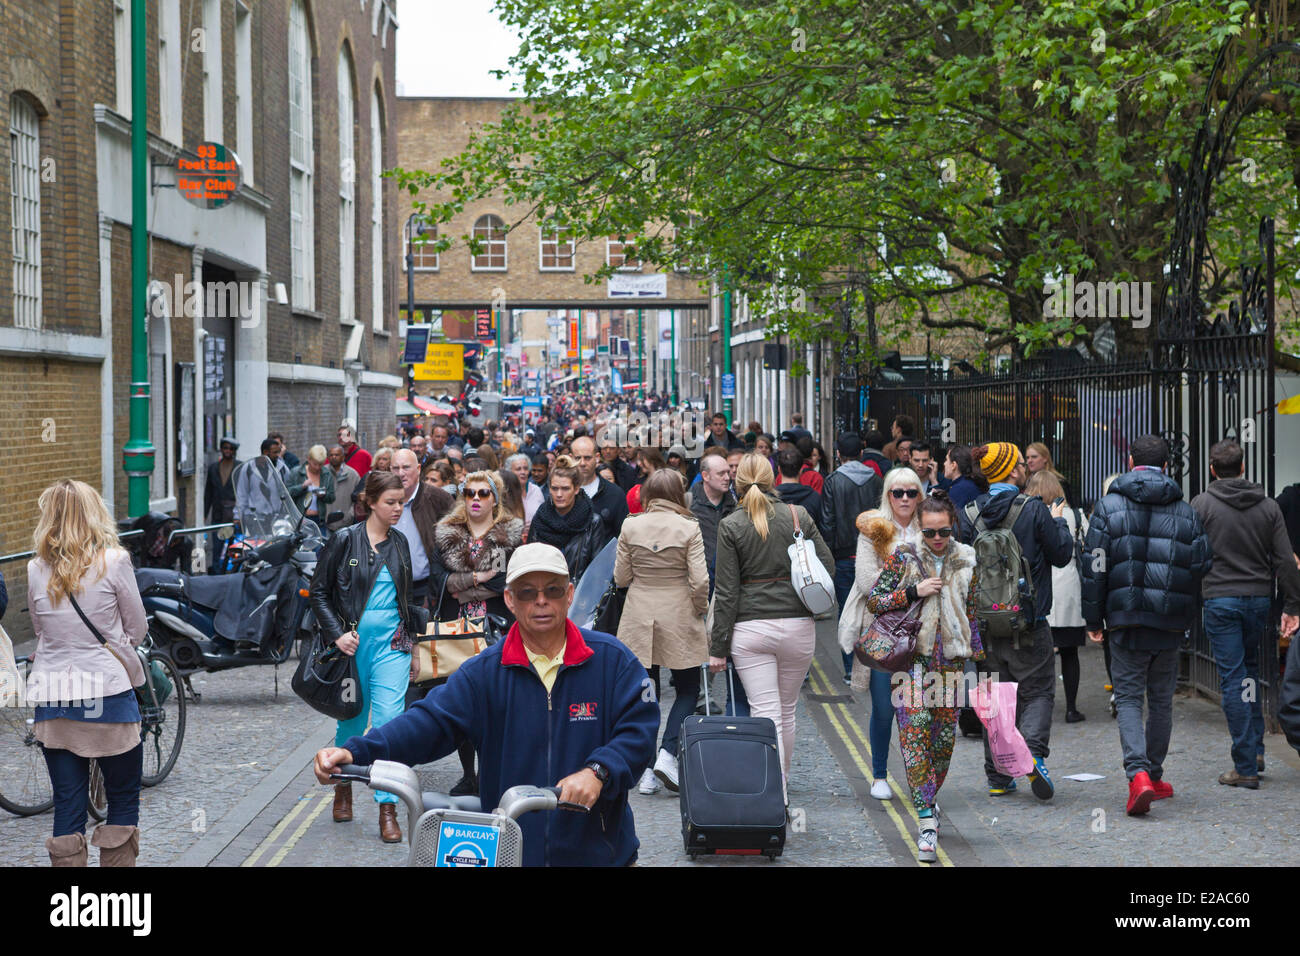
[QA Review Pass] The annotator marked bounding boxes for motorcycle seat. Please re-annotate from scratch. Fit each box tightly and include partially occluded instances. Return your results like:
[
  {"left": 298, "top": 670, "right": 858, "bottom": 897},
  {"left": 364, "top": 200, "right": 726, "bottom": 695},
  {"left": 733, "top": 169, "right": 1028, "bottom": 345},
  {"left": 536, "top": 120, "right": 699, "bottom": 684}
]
[
  {"left": 185, "top": 574, "right": 242, "bottom": 610},
  {"left": 421, "top": 793, "right": 482, "bottom": 813},
  {"left": 135, "top": 568, "right": 184, "bottom": 592}
]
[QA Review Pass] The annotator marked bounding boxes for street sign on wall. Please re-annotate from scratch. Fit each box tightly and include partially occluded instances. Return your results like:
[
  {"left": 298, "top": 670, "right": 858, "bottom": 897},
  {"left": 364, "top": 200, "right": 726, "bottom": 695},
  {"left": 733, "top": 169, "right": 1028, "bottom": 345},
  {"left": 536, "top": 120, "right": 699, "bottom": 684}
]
[
  {"left": 402, "top": 325, "right": 432, "bottom": 365},
  {"left": 607, "top": 274, "right": 667, "bottom": 298},
  {"left": 721, "top": 373, "right": 736, "bottom": 399},
  {"left": 176, "top": 143, "right": 243, "bottom": 209},
  {"left": 412, "top": 343, "right": 465, "bottom": 381}
]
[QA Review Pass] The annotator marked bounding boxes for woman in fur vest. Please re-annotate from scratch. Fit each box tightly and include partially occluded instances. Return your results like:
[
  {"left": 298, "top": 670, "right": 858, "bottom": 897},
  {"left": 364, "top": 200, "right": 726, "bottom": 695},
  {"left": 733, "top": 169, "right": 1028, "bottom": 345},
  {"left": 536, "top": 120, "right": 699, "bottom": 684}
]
[
  {"left": 837, "top": 466, "right": 924, "bottom": 800},
  {"left": 426, "top": 470, "right": 524, "bottom": 795},
  {"left": 866, "top": 490, "right": 983, "bottom": 863}
]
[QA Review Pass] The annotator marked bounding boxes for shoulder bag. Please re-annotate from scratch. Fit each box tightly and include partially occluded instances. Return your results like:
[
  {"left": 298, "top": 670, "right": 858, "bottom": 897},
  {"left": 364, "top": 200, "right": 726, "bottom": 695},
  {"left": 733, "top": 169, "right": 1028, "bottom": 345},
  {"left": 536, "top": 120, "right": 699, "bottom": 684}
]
[
  {"left": 68, "top": 593, "right": 172, "bottom": 707},
  {"left": 786, "top": 504, "right": 836, "bottom": 616},
  {"left": 291, "top": 625, "right": 363, "bottom": 720},
  {"left": 412, "top": 575, "right": 497, "bottom": 683},
  {"left": 854, "top": 547, "right": 923, "bottom": 673}
]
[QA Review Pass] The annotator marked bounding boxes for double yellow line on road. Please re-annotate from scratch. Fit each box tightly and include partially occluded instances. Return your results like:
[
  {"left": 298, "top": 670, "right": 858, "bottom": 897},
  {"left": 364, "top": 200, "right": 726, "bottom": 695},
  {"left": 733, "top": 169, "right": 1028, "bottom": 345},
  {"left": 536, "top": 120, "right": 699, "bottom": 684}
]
[
  {"left": 807, "top": 658, "right": 954, "bottom": 867},
  {"left": 241, "top": 792, "right": 333, "bottom": 867}
]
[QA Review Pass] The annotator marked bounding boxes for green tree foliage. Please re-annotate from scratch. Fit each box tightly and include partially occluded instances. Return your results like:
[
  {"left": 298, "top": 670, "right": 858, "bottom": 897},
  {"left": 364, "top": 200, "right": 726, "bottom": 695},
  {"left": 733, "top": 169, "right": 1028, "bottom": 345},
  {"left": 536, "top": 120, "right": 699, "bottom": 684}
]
[{"left": 396, "top": 0, "right": 1298, "bottom": 361}]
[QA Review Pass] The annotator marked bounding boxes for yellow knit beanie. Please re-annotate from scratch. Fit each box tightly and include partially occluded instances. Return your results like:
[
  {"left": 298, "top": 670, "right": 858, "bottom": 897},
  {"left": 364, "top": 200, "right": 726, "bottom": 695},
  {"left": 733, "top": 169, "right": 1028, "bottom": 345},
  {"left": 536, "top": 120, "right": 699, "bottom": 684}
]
[{"left": 979, "top": 442, "right": 1021, "bottom": 484}]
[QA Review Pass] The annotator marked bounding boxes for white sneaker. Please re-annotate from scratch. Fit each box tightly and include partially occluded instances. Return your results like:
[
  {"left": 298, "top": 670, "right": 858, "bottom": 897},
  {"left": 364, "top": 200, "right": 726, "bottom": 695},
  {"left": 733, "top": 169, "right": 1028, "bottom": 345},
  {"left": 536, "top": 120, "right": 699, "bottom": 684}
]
[
  {"left": 653, "top": 749, "right": 679, "bottom": 792},
  {"left": 637, "top": 767, "right": 661, "bottom": 795},
  {"left": 870, "top": 778, "right": 892, "bottom": 800}
]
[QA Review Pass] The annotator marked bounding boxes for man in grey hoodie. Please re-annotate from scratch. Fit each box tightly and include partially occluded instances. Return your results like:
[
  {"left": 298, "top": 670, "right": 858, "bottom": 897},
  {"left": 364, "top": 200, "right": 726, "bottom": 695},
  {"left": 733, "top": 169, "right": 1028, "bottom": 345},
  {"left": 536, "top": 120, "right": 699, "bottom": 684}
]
[
  {"left": 821, "top": 433, "right": 884, "bottom": 683},
  {"left": 1191, "top": 439, "right": 1300, "bottom": 789}
]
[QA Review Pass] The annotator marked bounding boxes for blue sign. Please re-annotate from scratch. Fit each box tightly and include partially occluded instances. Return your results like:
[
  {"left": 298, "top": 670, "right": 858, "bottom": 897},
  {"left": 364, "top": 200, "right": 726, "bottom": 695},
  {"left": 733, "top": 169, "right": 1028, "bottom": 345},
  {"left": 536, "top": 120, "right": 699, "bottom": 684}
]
[
  {"left": 721, "top": 373, "right": 736, "bottom": 399},
  {"left": 435, "top": 821, "right": 500, "bottom": 867},
  {"left": 611, "top": 367, "right": 623, "bottom": 392}
]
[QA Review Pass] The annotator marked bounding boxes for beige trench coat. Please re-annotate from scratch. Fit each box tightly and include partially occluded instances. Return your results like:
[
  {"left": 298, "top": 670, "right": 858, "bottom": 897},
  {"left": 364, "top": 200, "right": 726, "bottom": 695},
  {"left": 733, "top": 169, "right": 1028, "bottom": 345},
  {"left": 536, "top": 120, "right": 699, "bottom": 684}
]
[{"left": 613, "top": 501, "right": 710, "bottom": 670}]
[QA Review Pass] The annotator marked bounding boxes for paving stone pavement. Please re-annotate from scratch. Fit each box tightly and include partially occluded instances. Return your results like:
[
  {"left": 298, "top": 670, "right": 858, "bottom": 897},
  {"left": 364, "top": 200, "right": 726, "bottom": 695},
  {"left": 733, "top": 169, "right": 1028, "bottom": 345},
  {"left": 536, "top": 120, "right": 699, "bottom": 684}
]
[{"left": 0, "top": 649, "right": 330, "bottom": 867}]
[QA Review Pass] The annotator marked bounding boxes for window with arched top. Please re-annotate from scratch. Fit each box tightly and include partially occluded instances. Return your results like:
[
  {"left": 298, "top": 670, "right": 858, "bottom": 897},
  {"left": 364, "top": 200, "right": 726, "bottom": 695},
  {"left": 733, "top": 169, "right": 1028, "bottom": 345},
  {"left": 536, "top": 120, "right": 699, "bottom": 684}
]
[
  {"left": 288, "top": 0, "right": 315, "bottom": 310},
  {"left": 338, "top": 46, "right": 356, "bottom": 323},
  {"left": 472, "top": 214, "right": 507, "bottom": 271},
  {"left": 371, "top": 87, "right": 384, "bottom": 329},
  {"left": 9, "top": 94, "right": 42, "bottom": 329}
]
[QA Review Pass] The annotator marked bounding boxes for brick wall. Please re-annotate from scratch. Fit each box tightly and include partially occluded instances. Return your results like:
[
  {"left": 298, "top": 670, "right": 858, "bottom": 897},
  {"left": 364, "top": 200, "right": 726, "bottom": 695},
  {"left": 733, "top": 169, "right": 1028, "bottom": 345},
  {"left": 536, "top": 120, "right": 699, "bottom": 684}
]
[
  {"left": 397, "top": 97, "right": 710, "bottom": 312},
  {"left": 0, "top": 357, "right": 102, "bottom": 647},
  {"left": 358, "top": 386, "right": 396, "bottom": 450},
  {"left": 268, "top": 381, "right": 346, "bottom": 458}
]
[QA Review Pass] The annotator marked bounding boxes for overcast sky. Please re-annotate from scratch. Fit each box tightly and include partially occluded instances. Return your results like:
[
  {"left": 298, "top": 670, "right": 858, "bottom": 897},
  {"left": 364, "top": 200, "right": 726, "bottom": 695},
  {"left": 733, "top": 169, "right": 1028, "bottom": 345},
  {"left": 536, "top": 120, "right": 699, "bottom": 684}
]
[{"left": 396, "top": 0, "right": 522, "bottom": 97}]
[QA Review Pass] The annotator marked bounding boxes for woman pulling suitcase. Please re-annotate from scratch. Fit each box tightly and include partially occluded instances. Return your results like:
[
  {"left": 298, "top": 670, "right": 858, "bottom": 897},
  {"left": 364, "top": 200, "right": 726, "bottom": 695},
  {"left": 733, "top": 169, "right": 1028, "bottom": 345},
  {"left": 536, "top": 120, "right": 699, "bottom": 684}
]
[{"left": 865, "top": 490, "right": 983, "bottom": 863}]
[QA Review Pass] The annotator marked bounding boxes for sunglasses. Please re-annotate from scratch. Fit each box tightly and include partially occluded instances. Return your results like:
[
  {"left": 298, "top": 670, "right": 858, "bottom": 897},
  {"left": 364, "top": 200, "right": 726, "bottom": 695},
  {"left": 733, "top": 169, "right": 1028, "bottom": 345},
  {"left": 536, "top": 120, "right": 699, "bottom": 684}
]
[
  {"left": 890, "top": 488, "right": 921, "bottom": 499},
  {"left": 465, "top": 488, "right": 494, "bottom": 500},
  {"left": 510, "top": 584, "right": 567, "bottom": 603},
  {"left": 920, "top": 527, "right": 954, "bottom": 539}
]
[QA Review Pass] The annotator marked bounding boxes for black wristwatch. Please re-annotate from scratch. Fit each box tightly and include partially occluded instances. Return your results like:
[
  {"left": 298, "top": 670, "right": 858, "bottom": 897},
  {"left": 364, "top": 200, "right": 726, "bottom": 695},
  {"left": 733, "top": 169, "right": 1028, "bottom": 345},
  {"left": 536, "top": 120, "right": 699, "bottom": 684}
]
[{"left": 585, "top": 761, "right": 610, "bottom": 785}]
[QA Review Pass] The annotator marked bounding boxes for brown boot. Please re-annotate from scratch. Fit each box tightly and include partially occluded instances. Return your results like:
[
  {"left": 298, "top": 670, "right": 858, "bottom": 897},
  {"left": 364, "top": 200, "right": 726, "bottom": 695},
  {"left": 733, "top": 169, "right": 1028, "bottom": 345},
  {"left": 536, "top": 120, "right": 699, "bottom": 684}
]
[
  {"left": 378, "top": 804, "right": 402, "bottom": 844},
  {"left": 333, "top": 783, "right": 353, "bottom": 822},
  {"left": 90, "top": 824, "right": 139, "bottom": 867},
  {"left": 46, "top": 832, "right": 88, "bottom": 867}
]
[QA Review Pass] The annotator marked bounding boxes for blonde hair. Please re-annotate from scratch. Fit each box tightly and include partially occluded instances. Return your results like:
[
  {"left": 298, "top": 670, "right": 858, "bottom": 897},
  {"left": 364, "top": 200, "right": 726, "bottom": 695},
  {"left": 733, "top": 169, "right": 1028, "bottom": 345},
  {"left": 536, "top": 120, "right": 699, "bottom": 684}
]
[
  {"left": 734, "top": 453, "right": 776, "bottom": 540},
  {"left": 1026, "top": 470, "right": 1065, "bottom": 504},
  {"left": 307, "top": 444, "right": 328, "bottom": 464},
  {"left": 33, "top": 479, "right": 121, "bottom": 604},
  {"left": 379, "top": 435, "right": 401, "bottom": 451},
  {"left": 1027, "top": 442, "right": 1065, "bottom": 480},
  {"left": 372, "top": 447, "right": 394, "bottom": 470},
  {"left": 880, "top": 466, "right": 923, "bottom": 527},
  {"left": 446, "top": 470, "right": 509, "bottom": 526}
]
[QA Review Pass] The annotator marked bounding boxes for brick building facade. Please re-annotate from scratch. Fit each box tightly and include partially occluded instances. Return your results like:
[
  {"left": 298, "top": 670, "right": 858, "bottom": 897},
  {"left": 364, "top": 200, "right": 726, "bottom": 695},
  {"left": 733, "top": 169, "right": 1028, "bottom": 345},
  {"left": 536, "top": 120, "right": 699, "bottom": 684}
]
[{"left": 1, "top": 0, "right": 401, "bottom": 644}]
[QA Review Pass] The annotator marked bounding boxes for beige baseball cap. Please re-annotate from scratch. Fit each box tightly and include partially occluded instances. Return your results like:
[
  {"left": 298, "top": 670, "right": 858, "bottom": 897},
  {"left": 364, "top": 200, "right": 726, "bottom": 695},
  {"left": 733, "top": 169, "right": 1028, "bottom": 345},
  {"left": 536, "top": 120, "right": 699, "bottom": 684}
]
[{"left": 505, "top": 542, "right": 571, "bottom": 585}]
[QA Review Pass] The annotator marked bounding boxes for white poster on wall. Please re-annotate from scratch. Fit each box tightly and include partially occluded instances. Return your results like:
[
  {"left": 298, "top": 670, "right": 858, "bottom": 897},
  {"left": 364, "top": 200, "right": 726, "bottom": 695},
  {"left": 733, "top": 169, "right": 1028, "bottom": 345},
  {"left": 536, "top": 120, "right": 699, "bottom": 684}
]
[{"left": 608, "top": 273, "right": 667, "bottom": 298}]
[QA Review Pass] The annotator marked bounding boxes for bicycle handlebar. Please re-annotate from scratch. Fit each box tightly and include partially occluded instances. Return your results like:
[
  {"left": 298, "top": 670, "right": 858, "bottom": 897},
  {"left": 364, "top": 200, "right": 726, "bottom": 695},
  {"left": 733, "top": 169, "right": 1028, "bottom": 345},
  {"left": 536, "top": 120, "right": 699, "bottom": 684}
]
[{"left": 329, "top": 763, "right": 372, "bottom": 783}]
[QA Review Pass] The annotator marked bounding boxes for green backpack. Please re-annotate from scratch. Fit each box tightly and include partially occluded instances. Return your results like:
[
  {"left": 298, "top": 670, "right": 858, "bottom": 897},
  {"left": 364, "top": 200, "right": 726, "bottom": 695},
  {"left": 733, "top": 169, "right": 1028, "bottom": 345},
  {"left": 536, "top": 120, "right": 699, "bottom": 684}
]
[{"left": 965, "top": 495, "right": 1036, "bottom": 648}]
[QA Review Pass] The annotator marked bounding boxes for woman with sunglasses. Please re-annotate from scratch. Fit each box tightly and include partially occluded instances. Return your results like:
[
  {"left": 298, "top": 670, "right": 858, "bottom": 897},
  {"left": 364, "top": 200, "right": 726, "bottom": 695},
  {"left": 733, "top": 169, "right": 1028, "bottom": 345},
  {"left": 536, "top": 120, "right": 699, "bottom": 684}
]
[
  {"left": 866, "top": 490, "right": 983, "bottom": 862},
  {"left": 837, "top": 466, "right": 924, "bottom": 800},
  {"left": 427, "top": 471, "right": 525, "bottom": 796}
]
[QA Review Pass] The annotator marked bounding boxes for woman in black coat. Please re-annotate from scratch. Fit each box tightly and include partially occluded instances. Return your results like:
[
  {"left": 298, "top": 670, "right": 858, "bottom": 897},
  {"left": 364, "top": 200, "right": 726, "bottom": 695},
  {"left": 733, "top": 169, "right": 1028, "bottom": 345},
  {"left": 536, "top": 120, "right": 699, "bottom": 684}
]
[{"left": 528, "top": 455, "right": 613, "bottom": 581}]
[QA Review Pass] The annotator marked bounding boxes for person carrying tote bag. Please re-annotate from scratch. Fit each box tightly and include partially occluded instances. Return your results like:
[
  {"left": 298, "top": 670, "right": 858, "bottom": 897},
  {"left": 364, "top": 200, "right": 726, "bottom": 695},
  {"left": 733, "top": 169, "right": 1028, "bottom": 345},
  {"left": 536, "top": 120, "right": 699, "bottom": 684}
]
[
  {"left": 308, "top": 470, "right": 426, "bottom": 845},
  {"left": 26, "top": 480, "right": 147, "bottom": 867},
  {"left": 866, "top": 490, "right": 983, "bottom": 863},
  {"left": 707, "top": 454, "right": 834, "bottom": 803}
]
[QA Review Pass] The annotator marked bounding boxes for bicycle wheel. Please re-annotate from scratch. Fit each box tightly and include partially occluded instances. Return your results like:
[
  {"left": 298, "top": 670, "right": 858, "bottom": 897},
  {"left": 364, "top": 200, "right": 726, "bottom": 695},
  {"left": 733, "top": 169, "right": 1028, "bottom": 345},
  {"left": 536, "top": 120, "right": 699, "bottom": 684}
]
[
  {"left": 88, "top": 758, "right": 107, "bottom": 822},
  {"left": 140, "top": 655, "right": 186, "bottom": 787},
  {"left": 0, "top": 659, "right": 54, "bottom": 816}
]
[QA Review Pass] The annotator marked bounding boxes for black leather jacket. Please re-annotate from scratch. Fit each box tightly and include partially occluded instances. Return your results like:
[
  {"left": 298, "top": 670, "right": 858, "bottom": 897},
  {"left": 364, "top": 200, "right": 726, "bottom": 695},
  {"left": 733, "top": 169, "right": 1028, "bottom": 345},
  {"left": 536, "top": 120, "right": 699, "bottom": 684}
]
[{"left": 309, "top": 522, "right": 427, "bottom": 644}]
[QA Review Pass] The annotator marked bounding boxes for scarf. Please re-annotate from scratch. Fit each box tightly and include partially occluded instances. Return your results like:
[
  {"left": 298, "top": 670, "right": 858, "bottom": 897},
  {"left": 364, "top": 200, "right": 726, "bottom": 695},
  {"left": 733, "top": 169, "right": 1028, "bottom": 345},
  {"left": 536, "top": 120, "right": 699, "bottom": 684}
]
[
  {"left": 891, "top": 540, "right": 976, "bottom": 660},
  {"left": 529, "top": 490, "right": 595, "bottom": 546}
]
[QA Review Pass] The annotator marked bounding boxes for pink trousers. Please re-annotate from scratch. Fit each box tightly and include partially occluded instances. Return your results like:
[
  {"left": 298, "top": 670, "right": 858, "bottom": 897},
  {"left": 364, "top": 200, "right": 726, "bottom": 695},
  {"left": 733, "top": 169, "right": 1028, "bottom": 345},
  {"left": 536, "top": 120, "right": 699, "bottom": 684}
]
[{"left": 730, "top": 616, "right": 817, "bottom": 798}]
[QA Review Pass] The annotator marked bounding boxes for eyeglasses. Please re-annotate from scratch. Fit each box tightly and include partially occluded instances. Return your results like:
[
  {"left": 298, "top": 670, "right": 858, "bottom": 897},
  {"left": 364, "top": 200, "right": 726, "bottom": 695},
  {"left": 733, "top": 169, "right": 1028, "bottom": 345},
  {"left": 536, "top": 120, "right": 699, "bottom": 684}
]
[
  {"left": 510, "top": 584, "right": 567, "bottom": 603},
  {"left": 920, "top": 527, "right": 954, "bottom": 539},
  {"left": 890, "top": 488, "right": 920, "bottom": 499},
  {"left": 465, "top": 488, "right": 494, "bottom": 500}
]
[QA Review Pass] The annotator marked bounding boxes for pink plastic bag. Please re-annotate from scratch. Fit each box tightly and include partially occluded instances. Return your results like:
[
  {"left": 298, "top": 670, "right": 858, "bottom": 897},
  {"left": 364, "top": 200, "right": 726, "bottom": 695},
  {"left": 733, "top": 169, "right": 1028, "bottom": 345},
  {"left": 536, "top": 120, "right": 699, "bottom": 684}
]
[{"left": 970, "top": 680, "right": 1035, "bottom": 778}]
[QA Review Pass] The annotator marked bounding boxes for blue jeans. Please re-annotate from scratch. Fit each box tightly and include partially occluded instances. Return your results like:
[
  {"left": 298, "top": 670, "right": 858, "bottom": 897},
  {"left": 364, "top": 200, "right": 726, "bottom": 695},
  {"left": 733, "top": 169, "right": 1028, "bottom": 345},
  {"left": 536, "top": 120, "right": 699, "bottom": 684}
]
[
  {"left": 1110, "top": 644, "right": 1179, "bottom": 780},
  {"left": 43, "top": 743, "right": 143, "bottom": 837},
  {"left": 1203, "top": 596, "right": 1271, "bottom": 777},
  {"left": 834, "top": 558, "right": 856, "bottom": 679},
  {"left": 659, "top": 666, "right": 701, "bottom": 757},
  {"left": 867, "top": 668, "right": 893, "bottom": 779}
]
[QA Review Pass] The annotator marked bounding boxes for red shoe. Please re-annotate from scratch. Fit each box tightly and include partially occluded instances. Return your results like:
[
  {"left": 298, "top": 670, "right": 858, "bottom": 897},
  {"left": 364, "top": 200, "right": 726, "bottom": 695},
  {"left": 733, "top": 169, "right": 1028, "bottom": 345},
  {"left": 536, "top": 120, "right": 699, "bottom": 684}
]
[
  {"left": 1150, "top": 778, "right": 1173, "bottom": 801},
  {"left": 1126, "top": 771, "right": 1156, "bottom": 816}
]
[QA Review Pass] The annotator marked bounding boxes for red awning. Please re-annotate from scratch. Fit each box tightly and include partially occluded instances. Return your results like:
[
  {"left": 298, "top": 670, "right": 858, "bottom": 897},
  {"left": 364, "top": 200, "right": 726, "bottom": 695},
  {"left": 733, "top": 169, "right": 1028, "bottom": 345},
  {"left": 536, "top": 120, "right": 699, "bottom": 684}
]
[{"left": 412, "top": 396, "right": 457, "bottom": 416}]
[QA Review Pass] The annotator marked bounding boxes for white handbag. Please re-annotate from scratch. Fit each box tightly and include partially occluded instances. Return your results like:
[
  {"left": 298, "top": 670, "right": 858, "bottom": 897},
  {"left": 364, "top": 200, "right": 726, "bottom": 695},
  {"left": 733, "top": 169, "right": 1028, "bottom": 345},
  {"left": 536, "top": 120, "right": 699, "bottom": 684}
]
[
  {"left": 0, "top": 622, "right": 20, "bottom": 708},
  {"left": 786, "top": 504, "right": 836, "bottom": 616}
]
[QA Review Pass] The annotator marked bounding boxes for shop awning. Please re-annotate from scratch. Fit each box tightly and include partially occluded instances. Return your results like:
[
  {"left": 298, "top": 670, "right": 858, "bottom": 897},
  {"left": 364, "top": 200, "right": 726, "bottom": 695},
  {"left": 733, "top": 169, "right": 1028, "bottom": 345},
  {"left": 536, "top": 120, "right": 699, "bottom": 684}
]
[
  {"left": 412, "top": 396, "right": 457, "bottom": 416},
  {"left": 396, "top": 398, "right": 422, "bottom": 416}
]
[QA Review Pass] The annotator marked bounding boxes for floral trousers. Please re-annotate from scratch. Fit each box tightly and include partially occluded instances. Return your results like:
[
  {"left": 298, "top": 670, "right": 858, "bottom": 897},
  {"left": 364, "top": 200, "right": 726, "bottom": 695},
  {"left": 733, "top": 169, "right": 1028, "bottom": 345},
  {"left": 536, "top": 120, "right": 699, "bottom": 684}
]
[{"left": 892, "top": 651, "right": 965, "bottom": 813}]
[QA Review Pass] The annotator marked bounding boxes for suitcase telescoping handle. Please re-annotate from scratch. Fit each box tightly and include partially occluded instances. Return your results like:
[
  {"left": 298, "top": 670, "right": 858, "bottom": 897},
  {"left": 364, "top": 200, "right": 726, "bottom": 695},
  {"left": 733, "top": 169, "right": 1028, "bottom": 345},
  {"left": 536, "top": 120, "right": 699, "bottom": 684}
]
[{"left": 700, "top": 660, "right": 737, "bottom": 716}]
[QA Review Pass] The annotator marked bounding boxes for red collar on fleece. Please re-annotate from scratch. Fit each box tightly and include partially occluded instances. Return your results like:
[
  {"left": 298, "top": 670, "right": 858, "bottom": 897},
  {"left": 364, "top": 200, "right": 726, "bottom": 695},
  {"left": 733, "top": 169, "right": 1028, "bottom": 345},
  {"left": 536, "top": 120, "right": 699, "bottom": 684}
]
[{"left": 500, "top": 618, "right": 595, "bottom": 669}]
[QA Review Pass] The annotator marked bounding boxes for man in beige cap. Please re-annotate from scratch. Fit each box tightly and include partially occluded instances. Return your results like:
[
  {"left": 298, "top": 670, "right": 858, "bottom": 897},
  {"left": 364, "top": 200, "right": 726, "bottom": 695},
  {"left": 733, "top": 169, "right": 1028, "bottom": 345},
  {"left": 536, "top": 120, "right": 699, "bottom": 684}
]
[{"left": 315, "top": 542, "right": 659, "bottom": 866}]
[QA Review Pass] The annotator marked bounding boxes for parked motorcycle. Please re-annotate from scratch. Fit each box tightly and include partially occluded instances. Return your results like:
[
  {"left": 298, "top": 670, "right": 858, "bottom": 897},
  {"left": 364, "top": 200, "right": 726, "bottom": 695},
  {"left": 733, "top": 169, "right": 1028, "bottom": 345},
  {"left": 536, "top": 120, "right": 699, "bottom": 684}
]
[
  {"left": 135, "top": 461, "right": 329, "bottom": 698},
  {"left": 118, "top": 511, "right": 194, "bottom": 573}
]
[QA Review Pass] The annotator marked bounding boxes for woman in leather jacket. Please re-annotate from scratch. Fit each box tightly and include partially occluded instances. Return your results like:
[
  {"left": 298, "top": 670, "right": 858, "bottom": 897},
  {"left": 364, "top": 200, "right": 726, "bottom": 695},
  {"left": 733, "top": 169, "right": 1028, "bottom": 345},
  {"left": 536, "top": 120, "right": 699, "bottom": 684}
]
[{"left": 309, "top": 469, "right": 426, "bottom": 844}]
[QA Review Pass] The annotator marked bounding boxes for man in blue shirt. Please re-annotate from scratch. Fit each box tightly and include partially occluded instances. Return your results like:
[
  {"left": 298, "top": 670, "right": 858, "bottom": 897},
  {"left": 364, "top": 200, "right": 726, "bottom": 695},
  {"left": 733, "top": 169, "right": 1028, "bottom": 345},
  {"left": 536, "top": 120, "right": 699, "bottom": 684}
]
[{"left": 314, "top": 543, "right": 658, "bottom": 866}]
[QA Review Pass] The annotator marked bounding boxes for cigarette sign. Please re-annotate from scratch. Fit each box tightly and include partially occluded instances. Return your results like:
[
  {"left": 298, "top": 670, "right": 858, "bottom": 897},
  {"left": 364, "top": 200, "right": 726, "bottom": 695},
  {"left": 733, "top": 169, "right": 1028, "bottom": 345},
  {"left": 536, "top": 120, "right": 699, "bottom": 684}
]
[{"left": 176, "top": 143, "right": 243, "bottom": 210}]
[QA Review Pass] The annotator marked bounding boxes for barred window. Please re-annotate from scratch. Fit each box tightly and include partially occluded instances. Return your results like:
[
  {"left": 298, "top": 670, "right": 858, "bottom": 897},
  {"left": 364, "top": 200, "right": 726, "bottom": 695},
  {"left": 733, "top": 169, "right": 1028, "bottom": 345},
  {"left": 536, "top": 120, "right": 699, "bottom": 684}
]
[{"left": 9, "top": 95, "right": 42, "bottom": 330}]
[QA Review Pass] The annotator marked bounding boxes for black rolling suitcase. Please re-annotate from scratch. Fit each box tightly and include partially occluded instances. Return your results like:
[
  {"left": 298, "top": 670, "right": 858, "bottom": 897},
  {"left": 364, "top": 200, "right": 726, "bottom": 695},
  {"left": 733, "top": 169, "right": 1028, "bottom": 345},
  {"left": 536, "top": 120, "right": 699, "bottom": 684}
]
[{"left": 678, "top": 666, "right": 786, "bottom": 859}]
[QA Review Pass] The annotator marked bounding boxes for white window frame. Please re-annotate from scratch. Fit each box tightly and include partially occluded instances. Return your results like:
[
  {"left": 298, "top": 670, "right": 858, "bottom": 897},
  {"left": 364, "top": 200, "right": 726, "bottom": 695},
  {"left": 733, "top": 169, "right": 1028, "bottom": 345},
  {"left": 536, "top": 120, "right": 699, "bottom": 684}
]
[
  {"left": 234, "top": 2, "right": 253, "bottom": 184},
  {"left": 370, "top": 88, "right": 384, "bottom": 330},
  {"left": 158, "top": 0, "right": 182, "bottom": 145},
  {"left": 338, "top": 47, "right": 356, "bottom": 324},
  {"left": 471, "top": 214, "right": 507, "bottom": 272},
  {"left": 404, "top": 217, "right": 439, "bottom": 271},
  {"left": 10, "top": 95, "right": 42, "bottom": 330},
  {"left": 147, "top": 282, "right": 175, "bottom": 503},
  {"left": 538, "top": 223, "right": 574, "bottom": 271},
  {"left": 202, "top": 0, "right": 224, "bottom": 142},
  {"left": 114, "top": 0, "right": 132, "bottom": 118},
  {"left": 606, "top": 236, "right": 641, "bottom": 272},
  {"left": 288, "top": 0, "right": 315, "bottom": 311}
]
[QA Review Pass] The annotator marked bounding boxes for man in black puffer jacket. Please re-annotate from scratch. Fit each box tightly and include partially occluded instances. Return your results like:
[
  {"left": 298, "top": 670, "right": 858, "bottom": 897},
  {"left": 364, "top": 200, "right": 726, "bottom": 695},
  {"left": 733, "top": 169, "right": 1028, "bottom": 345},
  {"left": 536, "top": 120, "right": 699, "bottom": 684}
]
[{"left": 1082, "top": 434, "right": 1211, "bottom": 817}]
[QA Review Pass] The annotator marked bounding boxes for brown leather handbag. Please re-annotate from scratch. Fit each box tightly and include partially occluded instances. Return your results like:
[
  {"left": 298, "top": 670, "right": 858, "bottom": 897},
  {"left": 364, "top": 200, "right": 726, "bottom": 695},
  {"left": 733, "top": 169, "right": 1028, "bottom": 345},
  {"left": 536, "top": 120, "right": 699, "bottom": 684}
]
[{"left": 854, "top": 547, "right": 923, "bottom": 673}]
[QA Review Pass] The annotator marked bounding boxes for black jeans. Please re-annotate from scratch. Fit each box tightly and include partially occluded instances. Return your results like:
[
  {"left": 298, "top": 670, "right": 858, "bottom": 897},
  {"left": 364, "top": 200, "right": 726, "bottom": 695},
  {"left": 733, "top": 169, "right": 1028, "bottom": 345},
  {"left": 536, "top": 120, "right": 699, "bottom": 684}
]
[
  {"left": 652, "top": 665, "right": 702, "bottom": 757},
  {"left": 43, "top": 743, "right": 143, "bottom": 837}
]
